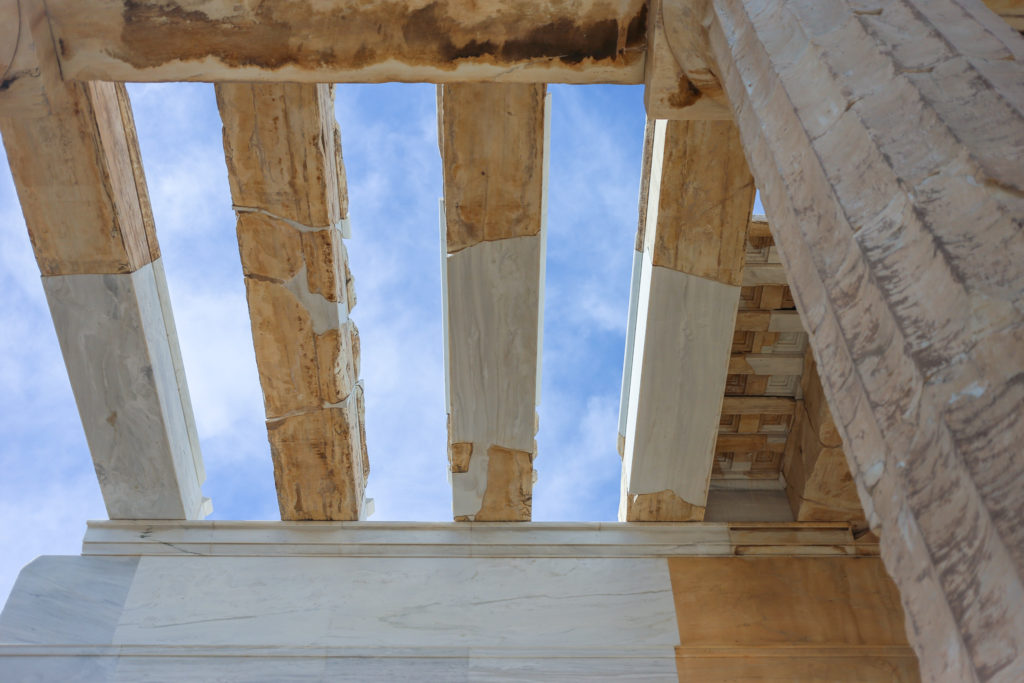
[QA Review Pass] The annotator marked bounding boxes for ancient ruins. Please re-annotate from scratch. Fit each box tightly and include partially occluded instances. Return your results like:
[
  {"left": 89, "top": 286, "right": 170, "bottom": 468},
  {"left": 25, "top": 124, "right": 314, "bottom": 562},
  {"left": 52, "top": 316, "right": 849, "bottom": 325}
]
[{"left": 0, "top": 0, "right": 1021, "bottom": 680}]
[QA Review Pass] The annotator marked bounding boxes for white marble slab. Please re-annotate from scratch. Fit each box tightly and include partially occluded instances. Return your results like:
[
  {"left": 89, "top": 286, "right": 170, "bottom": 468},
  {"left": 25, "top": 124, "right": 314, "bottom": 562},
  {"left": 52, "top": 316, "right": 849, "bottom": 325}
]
[
  {"left": 112, "top": 556, "right": 678, "bottom": 649},
  {"left": 112, "top": 656, "right": 334, "bottom": 682},
  {"left": 112, "top": 655, "right": 473, "bottom": 682},
  {"left": 43, "top": 260, "right": 208, "bottom": 520},
  {"left": 0, "top": 556, "right": 138, "bottom": 645},
  {"left": 446, "top": 236, "right": 542, "bottom": 455}
]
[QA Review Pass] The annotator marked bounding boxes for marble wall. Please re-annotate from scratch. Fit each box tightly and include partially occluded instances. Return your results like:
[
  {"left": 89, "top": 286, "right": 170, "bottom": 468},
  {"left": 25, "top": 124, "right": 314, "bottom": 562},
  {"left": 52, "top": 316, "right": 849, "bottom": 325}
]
[
  {"left": 0, "top": 553, "right": 679, "bottom": 680},
  {"left": 0, "top": 522, "right": 917, "bottom": 681}
]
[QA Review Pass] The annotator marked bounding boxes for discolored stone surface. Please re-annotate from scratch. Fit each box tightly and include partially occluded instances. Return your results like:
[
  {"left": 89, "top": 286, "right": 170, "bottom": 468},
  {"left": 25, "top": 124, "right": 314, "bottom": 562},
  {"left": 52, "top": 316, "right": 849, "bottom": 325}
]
[
  {"left": 439, "top": 83, "right": 546, "bottom": 252},
  {"left": 625, "top": 490, "right": 705, "bottom": 522},
  {"left": 44, "top": 0, "right": 650, "bottom": 84},
  {"left": 268, "top": 402, "right": 366, "bottom": 521}
]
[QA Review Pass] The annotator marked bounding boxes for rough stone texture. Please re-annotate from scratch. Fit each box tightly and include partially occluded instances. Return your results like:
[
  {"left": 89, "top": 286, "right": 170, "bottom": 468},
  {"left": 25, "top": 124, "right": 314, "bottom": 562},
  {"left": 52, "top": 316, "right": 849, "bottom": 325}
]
[
  {"left": 0, "top": 0, "right": 54, "bottom": 118},
  {"left": 449, "top": 442, "right": 473, "bottom": 474},
  {"left": 238, "top": 220, "right": 355, "bottom": 419},
  {"left": 439, "top": 83, "right": 546, "bottom": 252},
  {"left": 644, "top": 0, "right": 732, "bottom": 119},
  {"left": 217, "top": 82, "right": 366, "bottom": 521},
  {"left": 268, "top": 400, "right": 367, "bottom": 522},
  {"left": 783, "top": 402, "right": 866, "bottom": 527},
  {"left": 218, "top": 82, "right": 347, "bottom": 227},
  {"left": 648, "top": 119, "right": 755, "bottom": 285},
  {"left": 800, "top": 350, "right": 843, "bottom": 448},
  {"left": 43, "top": 0, "right": 649, "bottom": 84},
  {"left": 780, "top": 351, "right": 866, "bottom": 526},
  {"left": 2, "top": 80, "right": 157, "bottom": 275},
  {"left": 625, "top": 489, "right": 705, "bottom": 522},
  {"left": 634, "top": 122, "right": 656, "bottom": 251},
  {"left": 983, "top": 1, "right": 1024, "bottom": 29},
  {"left": 474, "top": 445, "right": 534, "bottom": 522},
  {"left": 702, "top": 1, "right": 1024, "bottom": 679}
]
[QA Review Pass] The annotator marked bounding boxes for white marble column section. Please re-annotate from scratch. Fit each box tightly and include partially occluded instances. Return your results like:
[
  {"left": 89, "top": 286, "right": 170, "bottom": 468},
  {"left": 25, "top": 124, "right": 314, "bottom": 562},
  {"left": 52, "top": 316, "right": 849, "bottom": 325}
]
[
  {"left": 445, "top": 235, "right": 545, "bottom": 520},
  {"left": 42, "top": 260, "right": 209, "bottom": 519}
]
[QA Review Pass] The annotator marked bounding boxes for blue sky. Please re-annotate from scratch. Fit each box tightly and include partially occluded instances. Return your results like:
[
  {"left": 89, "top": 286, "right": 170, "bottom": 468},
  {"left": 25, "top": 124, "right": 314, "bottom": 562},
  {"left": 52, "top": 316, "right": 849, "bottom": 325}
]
[{"left": 0, "top": 83, "right": 651, "bottom": 602}]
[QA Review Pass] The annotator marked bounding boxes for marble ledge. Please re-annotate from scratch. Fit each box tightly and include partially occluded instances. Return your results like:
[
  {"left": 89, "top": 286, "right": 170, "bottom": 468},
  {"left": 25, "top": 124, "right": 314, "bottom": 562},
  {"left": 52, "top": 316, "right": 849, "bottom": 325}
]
[
  {"left": 0, "top": 651, "right": 679, "bottom": 682},
  {"left": 82, "top": 520, "right": 876, "bottom": 558}
]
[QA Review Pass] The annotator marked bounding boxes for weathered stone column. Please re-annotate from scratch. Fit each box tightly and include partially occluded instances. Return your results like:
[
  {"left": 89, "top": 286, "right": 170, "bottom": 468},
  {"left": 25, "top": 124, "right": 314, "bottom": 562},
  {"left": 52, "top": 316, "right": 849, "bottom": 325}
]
[{"left": 667, "top": 0, "right": 1024, "bottom": 679}]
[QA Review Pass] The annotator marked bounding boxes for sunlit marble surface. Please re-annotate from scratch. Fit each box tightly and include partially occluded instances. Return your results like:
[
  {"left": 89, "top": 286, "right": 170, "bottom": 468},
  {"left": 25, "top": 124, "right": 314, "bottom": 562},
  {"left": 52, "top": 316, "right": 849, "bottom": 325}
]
[
  {"left": 112, "top": 556, "right": 676, "bottom": 649},
  {"left": 1, "top": 526, "right": 685, "bottom": 681},
  {"left": 43, "top": 261, "right": 207, "bottom": 520}
]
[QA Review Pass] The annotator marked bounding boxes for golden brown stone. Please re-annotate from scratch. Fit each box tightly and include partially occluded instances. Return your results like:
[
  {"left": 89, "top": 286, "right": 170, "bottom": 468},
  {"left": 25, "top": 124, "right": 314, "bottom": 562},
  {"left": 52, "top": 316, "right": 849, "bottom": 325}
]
[
  {"left": 347, "top": 319, "right": 361, "bottom": 379},
  {"left": 671, "top": 557, "right": 919, "bottom": 681},
  {"left": 439, "top": 83, "right": 546, "bottom": 253},
  {"left": 449, "top": 442, "right": 473, "bottom": 474},
  {"left": 236, "top": 212, "right": 303, "bottom": 282},
  {"left": 301, "top": 228, "right": 345, "bottom": 303},
  {"left": 217, "top": 82, "right": 345, "bottom": 226},
  {"left": 648, "top": 120, "right": 755, "bottom": 285},
  {"left": 267, "top": 403, "right": 364, "bottom": 521},
  {"left": 45, "top": 0, "right": 650, "bottom": 84},
  {"left": 626, "top": 489, "right": 705, "bottom": 522},
  {"left": 2, "top": 79, "right": 157, "bottom": 276},
  {"left": 244, "top": 279, "right": 320, "bottom": 418},
  {"left": 474, "top": 445, "right": 533, "bottom": 522}
]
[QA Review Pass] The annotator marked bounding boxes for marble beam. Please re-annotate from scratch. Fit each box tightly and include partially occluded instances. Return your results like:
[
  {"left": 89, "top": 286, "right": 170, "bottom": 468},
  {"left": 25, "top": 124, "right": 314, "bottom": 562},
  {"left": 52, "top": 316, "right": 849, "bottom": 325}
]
[
  {"left": 618, "top": 117, "right": 755, "bottom": 521},
  {"left": 438, "top": 83, "right": 548, "bottom": 521},
  {"left": 0, "top": 2, "right": 207, "bottom": 519},
  {"left": 700, "top": 0, "right": 1024, "bottom": 678},
  {"left": 216, "top": 82, "right": 368, "bottom": 521},
  {"left": 39, "top": 0, "right": 648, "bottom": 85}
]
